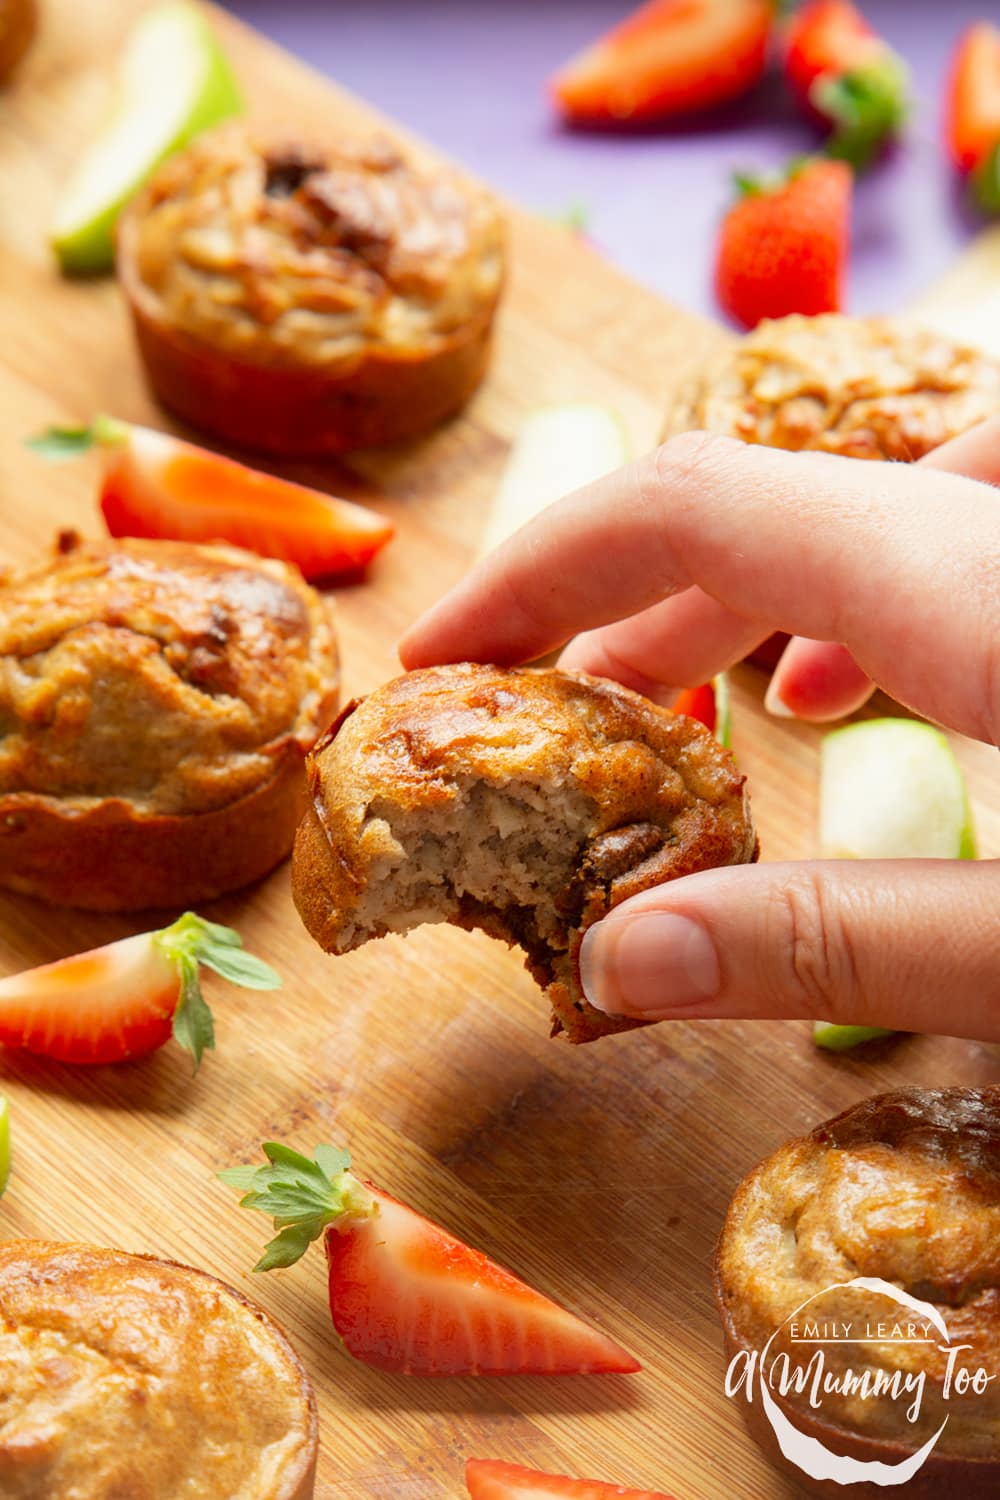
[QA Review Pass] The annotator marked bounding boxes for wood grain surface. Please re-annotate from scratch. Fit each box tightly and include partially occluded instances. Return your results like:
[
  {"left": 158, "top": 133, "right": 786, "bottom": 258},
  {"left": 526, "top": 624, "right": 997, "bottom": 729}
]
[{"left": 0, "top": 5, "right": 997, "bottom": 1499}]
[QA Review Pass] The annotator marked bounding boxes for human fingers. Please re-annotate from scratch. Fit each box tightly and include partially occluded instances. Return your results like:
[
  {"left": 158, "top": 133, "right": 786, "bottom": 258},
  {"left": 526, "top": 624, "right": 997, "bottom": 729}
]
[
  {"left": 765, "top": 639, "right": 877, "bottom": 721},
  {"left": 400, "top": 431, "right": 999, "bottom": 744},
  {"left": 578, "top": 858, "right": 1000, "bottom": 1039},
  {"left": 557, "top": 588, "right": 771, "bottom": 703}
]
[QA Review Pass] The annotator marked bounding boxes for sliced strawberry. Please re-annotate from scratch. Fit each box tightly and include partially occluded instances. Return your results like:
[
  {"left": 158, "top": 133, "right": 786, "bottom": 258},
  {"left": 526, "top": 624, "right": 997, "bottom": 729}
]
[
  {"left": 671, "top": 682, "right": 716, "bottom": 735},
  {"left": 947, "top": 23, "right": 1000, "bottom": 211},
  {"left": 221, "top": 1144, "right": 641, "bottom": 1377},
  {"left": 672, "top": 675, "right": 732, "bottom": 747},
  {"left": 550, "top": 0, "right": 773, "bottom": 127},
  {"left": 0, "top": 913, "right": 279, "bottom": 1068},
  {"left": 466, "top": 1460, "right": 675, "bottom": 1500},
  {"left": 714, "top": 158, "right": 851, "bottom": 329},
  {"left": 0, "top": 933, "right": 176, "bottom": 1065},
  {"left": 28, "top": 418, "right": 394, "bottom": 581},
  {"left": 784, "top": 0, "right": 907, "bottom": 167}
]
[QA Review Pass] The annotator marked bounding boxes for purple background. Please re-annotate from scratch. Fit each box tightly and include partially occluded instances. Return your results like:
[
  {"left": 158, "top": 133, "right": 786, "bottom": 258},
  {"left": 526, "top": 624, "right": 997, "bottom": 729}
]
[{"left": 223, "top": 1, "right": 989, "bottom": 324}]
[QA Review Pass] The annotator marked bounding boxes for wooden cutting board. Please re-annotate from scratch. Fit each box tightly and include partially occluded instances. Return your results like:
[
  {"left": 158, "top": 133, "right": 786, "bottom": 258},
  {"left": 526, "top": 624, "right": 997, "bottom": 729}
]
[{"left": 0, "top": 5, "right": 997, "bottom": 1498}]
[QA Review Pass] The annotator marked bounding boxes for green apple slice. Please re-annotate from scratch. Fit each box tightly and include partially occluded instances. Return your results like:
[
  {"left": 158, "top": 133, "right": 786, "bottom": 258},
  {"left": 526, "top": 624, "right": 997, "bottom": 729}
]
[
  {"left": 714, "top": 672, "right": 732, "bottom": 749},
  {"left": 0, "top": 1096, "right": 9, "bottom": 1197},
  {"left": 813, "top": 1021, "right": 896, "bottom": 1052},
  {"left": 51, "top": 2, "right": 242, "bottom": 274},
  {"left": 819, "top": 717, "right": 976, "bottom": 861},
  {"left": 815, "top": 717, "right": 976, "bottom": 1051},
  {"left": 479, "top": 404, "right": 628, "bottom": 557}
]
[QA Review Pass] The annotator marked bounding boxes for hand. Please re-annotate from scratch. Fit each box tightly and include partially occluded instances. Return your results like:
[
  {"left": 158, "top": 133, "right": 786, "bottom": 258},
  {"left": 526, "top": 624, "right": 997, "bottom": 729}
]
[{"left": 400, "top": 420, "right": 1000, "bottom": 1041}]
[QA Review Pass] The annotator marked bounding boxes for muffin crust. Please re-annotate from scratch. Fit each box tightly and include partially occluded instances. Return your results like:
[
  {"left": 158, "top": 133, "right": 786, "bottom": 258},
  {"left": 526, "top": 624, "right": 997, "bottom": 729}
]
[
  {"left": 0, "top": 536, "right": 339, "bottom": 908},
  {"left": 0, "top": 1241, "right": 317, "bottom": 1500},
  {"left": 715, "top": 1088, "right": 1000, "bottom": 1496},
  {"left": 292, "top": 663, "right": 757, "bottom": 1042},
  {"left": 665, "top": 314, "right": 1000, "bottom": 460},
  {"left": 118, "top": 126, "right": 505, "bottom": 453}
]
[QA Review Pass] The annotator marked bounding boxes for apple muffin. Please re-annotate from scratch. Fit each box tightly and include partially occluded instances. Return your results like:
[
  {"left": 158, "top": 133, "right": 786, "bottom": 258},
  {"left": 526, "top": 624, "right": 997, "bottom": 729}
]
[
  {"left": 715, "top": 1087, "right": 1000, "bottom": 1498},
  {"left": 292, "top": 663, "right": 757, "bottom": 1042},
  {"left": 664, "top": 314, "right": 1000, "bottom": 460},
  {"left": 0, "top": 1240, "right": 317, "bottom": 1499},
  {"left": 0, "top": 0, "right": 35, "bottom": 82},
  {"left": 0, "top": 534, "right": 339, "bottom": 910},
  {"left": 117, "top": 125, "right": 505, "bottom": 454}
]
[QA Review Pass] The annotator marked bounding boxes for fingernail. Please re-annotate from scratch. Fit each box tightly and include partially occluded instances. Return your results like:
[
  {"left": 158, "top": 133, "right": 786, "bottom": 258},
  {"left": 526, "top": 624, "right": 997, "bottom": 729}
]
[
  {"left": 580, "top": 912, "right": 721, "bottom": 1017},
  {"left": 764, "top": 677, "right": 796, "bottom": 719}
]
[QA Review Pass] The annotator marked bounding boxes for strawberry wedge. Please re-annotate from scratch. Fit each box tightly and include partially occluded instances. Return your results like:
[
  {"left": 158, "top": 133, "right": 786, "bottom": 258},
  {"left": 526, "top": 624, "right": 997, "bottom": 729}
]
[
  {"left": 672, "top": 674, "right": 731, "bottom": 747},
  {"left": 28, "top": 417, "right": 394, "bottom": 580},
  {"left": 0, "top": 913, "right": 279, "bottom": 1069},
  {"left": 551, "top": 0, "right": 773, "bottom": 127},
  {"left": 220, "top": 1143, "right": 641, "bottom": 1377},
  {"left": 466, "top": 1460, "right": 675, "bottom": 1500}
]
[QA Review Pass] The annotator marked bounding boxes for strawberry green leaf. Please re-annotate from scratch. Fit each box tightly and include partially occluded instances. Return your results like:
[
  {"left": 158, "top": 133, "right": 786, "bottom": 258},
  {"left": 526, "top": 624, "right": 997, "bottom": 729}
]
[
  {"left": 154, "top": 912, "right": 281, "bottom": 1072},
  {"left": 972, "top": 140, "right": 1000, "bottom": 215},
  {"left": 814, "top": 57, "right": 908, "bottom": 172},
  {"left": 314, "top": 1144, "right": 352, "bottom": 1179},
  {"left": 219, "top": 1141, "right": 373, "bottom": 1270},
  {"left": 25, "top": 414, "right": 129, "bottom": 460},
  {"left": 255, "top": 1220, "right": 330, "bottom": 1272},
  {"left": 171, "top": 954, "right": 215, "bottom": 1071},
  {"left": 197, "top": 945, "right": 282, "bottom": 988},
  {"left": 217, "top": 1164, "right": 259, "bottom": 1192}
]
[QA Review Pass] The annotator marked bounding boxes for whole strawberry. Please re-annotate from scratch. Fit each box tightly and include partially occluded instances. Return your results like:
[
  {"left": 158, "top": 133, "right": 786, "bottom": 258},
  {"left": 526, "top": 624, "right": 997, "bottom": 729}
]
[
  {"left": 784, "top": 0, "right": 908, "bottom": 168},
  {"left": 714, "top": 158, "right": 852, "bottom": 329}
]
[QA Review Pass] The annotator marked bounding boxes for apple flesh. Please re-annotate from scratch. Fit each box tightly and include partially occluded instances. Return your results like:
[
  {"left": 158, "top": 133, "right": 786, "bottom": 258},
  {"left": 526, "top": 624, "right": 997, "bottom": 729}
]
[
  {"left": 479, "top": 404, "right": 628, "bottom": 558},
  {"left": 51, "top": 2, "right": 242, "bottom": 274}
]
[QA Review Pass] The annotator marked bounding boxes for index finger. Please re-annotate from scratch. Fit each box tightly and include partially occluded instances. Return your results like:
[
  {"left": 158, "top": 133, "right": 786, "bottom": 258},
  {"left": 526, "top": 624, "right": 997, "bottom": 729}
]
[{"left": 398, "top": 428, "right": 1000, "bottom": 745}]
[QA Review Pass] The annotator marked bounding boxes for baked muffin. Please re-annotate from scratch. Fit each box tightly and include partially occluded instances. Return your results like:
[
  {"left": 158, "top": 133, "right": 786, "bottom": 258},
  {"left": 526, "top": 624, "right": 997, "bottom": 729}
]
[
  {"left": 0, "top": 534, "right": 339, "bottom": 910},
  {"left": 0, "top": 0, "right": 35, "bottom": 82},
  {"left": 117, "top": 125, "right": 505, "bottom": 454},
  {"left": 715, "top": 1088, "right": 1000, "bottom": 1498},
  {"left": 0, "top": 1240, "right": 317, "bottom": 1498},
  {"left": 664, "top": 314, "right": 1000, "bottom": 459},
  {"left": 292, "top": 663, "right": 757, "bottom": 1042}
]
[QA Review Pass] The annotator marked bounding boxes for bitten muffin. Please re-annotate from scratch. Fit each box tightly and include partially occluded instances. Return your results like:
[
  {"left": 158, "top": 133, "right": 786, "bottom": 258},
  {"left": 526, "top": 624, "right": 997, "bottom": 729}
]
[
  {"left": 117, "top": 125, "right": 505, "bottom": 454},
  {"left": 0, "top": 1240, "right": 317, "bottom": 1499},
  {"left": 292, "top": 663, "right": 757, "bottom": 1042},
  {"left": 715, "top": 1088, "right": 1000, "bottom": 1499},
  {"left": 0, "top": 0, "right": 35, "bottom": 82},
  {"left": 664, "top": 314, "right": 1000, "bottom": 459},
  {"left": 0, "top": 534, "right": 339, "bottom": 910}
]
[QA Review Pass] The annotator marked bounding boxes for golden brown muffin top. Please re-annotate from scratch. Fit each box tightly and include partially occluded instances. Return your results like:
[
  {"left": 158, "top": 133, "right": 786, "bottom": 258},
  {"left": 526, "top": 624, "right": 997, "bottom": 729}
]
[
  {"left": 0, "top": 536, "right": 339, "bottom": 816},
  {"left": 716, "top": 1088, "right": 1000, "bottom": 1456},
  {"left": 293, "top": 664, "right": 755, "bottom": 1040},
  {"left": 666, "top": 315, "right": 1000, "bottom": 460},
  {"left": 122, "top": 125, "right": 505, "bottom": 368},
  {"left": 0, "top": 0, "right": 35, "bottom": 82},
  {"left": 0, "top": 1241, "right": 316, "bottom": 1500}
]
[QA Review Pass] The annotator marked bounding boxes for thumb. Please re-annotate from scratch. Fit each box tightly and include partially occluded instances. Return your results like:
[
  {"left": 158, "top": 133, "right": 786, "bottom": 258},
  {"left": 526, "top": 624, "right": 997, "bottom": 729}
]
[{"left": 579, "top": 860, "right": 1000, "bottom": 1040}]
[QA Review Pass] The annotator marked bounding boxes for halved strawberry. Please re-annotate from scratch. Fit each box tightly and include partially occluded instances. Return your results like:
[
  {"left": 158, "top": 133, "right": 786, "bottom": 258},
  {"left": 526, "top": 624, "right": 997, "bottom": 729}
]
[
  {"left": 28, "top": 417, "right": 394, "bottom": 581},
  {"left": 0, "top": 913, "right": 279, "bottom": 1068},
  {"left": 672, "top": 673, "right": 731, "bottom": 746},
  {"left": 221, "top": 1143, "right": 641, "bottom": 1377},
  {"left": 714, "top": 158, "right": 851, "bottom": 329},
  {"left": 784, "top": 0, "right": 908, "bottom": 167},
  {"left": 550, "top": 0, "right": 773, "bottom": 127},
  {"left": 466, "top": 1460, "right": 675, "bottom": 1500},
  {"left": 947, "top": 23, "right": 1000, "bottom": 211}
]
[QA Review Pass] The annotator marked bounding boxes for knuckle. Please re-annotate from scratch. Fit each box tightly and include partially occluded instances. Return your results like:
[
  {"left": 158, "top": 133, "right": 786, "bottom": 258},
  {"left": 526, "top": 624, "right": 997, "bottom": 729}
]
[
  {"left": 769, "top": 870, "right": 862, "bottom": 1020},
  {"left": 651, "top": 430, "right": 743, "bottom": 497}
]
